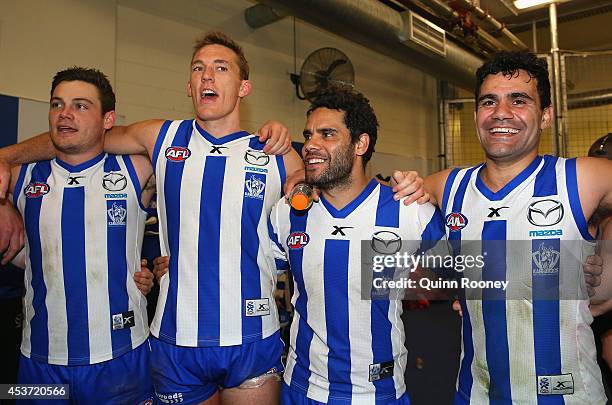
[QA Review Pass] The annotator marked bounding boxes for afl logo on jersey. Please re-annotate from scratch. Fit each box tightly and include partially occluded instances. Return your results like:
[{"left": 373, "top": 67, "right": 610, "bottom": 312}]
[
  {"left": 165, "top": 147, "right": 191, "bottom": 162},
  {"left": 24, "top": 182, "right": 50, "bottom": 198},
  {"left": 287, "top": 232, "right": 309, "bottom": 249},
  {"left": 445, "top": 212, "right": 468, "bottom": 232}
]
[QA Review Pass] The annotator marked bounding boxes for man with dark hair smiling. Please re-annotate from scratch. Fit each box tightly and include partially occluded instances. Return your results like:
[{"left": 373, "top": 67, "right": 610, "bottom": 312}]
[
  {"left": 268, "top": 88, "right": 444, "bottom": 404},
  {"left": 390, "top": 51, "right": 612, "bottom": 404}
]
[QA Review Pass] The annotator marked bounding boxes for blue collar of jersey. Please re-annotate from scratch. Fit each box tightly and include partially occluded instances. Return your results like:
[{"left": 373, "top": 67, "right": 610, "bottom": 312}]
[
  {"left": 319, "top": 178, "right": 379, "bottom": 219},
  {"left": 475, "top": 155, "right": 543, "bottom": 201},
  {"left": 194, "top": 120, "right": 251, "bottom": 145},
  {"left": 55, "top": 152, "right": 106, "bottom": 173}
]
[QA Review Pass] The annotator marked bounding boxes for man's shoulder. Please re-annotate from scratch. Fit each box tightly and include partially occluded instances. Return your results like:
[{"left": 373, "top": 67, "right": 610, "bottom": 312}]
[
  {"left": 112, "top": 153, "right": 147, "bottom": 163},
  {"left": 148, "top": 118, "right": 191, "bottom": 138},
  {"left": 399, "top": 199, "right": 438, "bottom": 223}
]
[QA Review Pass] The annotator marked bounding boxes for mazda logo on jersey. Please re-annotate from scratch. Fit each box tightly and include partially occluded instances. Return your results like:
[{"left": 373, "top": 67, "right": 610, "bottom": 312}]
[
  {"left": 165, "top": 146, "right": 191, "bottom": 161},
  {"left": 445, "top": 212, "right": 468, "bottom": 232},
  {"left": 24, "top": 182, "right": 50, "bottom": 198},
  {"left": 371, "top": 231, "right": 402, "bottom": 254},
  {"left": 102, "top": 172, "right": 127, "bottom": 192},
  {"left": 244, "top": 149, "right": 270, "bottom": 166},
  {"left": 527, "top": 199, "right": 563, "bottom": 227},
  {"left": 287, "top": 232, "right": 309, "bottom": 249}
]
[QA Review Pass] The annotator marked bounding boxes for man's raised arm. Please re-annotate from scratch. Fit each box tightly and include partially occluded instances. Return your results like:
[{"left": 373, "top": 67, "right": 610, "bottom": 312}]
[
  {"left": 0, "top": 120, "right": 163, "bottom": 199},
  {"left": 0, "top": 134, "right": 54, "bottom": 198}
]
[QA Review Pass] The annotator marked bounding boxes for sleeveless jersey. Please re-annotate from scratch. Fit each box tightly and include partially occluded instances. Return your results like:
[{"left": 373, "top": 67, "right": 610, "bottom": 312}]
[
  {"left": 150, "top": 120, "right": 285, "bottom": 347},
  {"left": 269, "top": 179, "right": 445, "bottom": 404},
  {"left": 442, "top": 155, "right": 606, "bottom": 404},
  {"left": 13, "top": 153, "right": 149, "bottom": 366}
]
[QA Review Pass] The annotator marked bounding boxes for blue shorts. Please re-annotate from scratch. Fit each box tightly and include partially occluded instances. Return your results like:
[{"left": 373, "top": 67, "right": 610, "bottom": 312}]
[
  {"left": 17, "top": 341, "right": 153, "bottom": 405},
  {"left": 150, "top": 331, "right": 284, "bottom": 405},
  {"left": 281, "top": 382, "right": 410, "bottom": 405}
]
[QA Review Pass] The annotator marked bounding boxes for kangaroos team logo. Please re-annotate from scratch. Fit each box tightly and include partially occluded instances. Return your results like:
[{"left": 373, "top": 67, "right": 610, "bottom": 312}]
[
  {"left": 24, "top": 182, "right": 50, "bottom": 198},
  {"left": 287, "top": 232, "right": 309, "bottom": 249},
  {"left": 107, "top": 201, "right": 127, "bottom": 226},
  {"left": 165, "top": 146, "right": 191, "bottom": 162},
  {"left": 532, "top": 242, "right": 560, "bottom": 275},
  {"left": 445, "top": 212, "right": 468, "bottom": 232},
  {"left": 244, "top": 174, "right": 266, "bottom": 200}
]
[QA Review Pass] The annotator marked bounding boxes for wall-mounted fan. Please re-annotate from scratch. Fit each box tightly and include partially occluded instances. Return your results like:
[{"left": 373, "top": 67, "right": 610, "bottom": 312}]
[{"left": 290, "top": 47, "right": 355, "bottom": 102}]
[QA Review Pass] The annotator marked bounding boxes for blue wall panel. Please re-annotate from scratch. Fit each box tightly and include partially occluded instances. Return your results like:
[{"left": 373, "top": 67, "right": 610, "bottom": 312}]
[{"left": 0, "top": 94, "right": 19, "bottom": 148}]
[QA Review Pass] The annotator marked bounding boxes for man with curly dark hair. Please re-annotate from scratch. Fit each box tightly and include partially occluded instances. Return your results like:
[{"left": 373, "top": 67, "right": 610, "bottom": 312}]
[
  {"left": 268, "top": 88, "right": 444, "bottom": 404},
  {"left": 302, "top": 89, "right": 378, "bottom": 190}
]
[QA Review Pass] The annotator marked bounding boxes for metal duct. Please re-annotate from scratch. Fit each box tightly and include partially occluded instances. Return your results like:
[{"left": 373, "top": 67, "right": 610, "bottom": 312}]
[
  {"left": 245, "top": 3, "right": 287, "bottom": 29},
  {"left": 568, "top": 88, "right": 612, "bottom": 110},
  {"left": 254, "top": 0, "right": 484, "bottom": 90}
]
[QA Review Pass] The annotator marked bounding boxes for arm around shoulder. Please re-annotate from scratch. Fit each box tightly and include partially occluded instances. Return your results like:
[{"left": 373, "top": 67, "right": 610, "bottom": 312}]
[
  {"left": 0, "top": 166, "right": 25, "bottom": 264},
  {"left": 282, "top": 147, "right": 304, "bottom": 179},
  {"left": 424, "top": 168, "right": 453, "bottom": 209},
  {"left": 104, "top": 119, "right": 165, "bottom": 159},
  {"left": 0, "top": 132, "right": 55, "bottom": 166},
  {"left": 0, "top": 133, "right": 55, "bottom": 198}
]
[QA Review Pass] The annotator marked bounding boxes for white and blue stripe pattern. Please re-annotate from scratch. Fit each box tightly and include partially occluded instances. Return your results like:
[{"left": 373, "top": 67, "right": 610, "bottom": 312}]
[
  {"left": 443, "top": 155, "right": 606, "bottom": 405},
  {"left": 14, "top": 154, "right": 149, "bottom": 366},
  {"left": 269, "top": 180, "right": 444, "bottom": 404},
  {"left": 149, "top": 120, "right": 285, "bottom": 347}
]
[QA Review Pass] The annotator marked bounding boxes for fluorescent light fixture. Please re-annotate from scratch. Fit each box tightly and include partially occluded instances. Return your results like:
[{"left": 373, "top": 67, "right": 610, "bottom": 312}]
[{"left": 513, "top": 0, "right": 569, "bottom": 10}]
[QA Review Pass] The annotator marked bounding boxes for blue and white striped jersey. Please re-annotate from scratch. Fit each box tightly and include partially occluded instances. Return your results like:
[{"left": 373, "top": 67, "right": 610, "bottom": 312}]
[
  {"left": 149, "top": 120, "right": 286, "bottom": 347},
  {"left": 269, "top": 179, "right": 444, "bottom": 404},
  {"left": 14, "top": 153, "right": 149, "bottom": 366},
  {"left": 442, "top": 155, "right": 606, "bottom": 404}
]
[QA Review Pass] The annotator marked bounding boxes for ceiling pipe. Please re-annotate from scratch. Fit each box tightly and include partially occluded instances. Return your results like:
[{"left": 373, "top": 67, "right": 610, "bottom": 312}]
[
  {"left": 497, "top": 0, "right": 520, "bottom": 16},
  {"left": 416, "top": 0, "right": 510, "bottom": 52},
  {"left": 474, "top": 26, "right": 512, "bottom": 53},
  {"left": 451, "top": 0, "right": 529, "bottom": 50},
  {"left": 568, "top": 88, "right": 612, "bottom": 109},
  {"left": 254, "top": 0, "right": 485, "bottom": 90},
  {"left": 384, "top": 0, "right": 490, "bottom": 55}
]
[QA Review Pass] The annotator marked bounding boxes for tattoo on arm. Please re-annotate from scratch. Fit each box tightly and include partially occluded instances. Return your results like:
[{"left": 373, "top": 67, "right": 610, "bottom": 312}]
[{"left": 144, "top": 175, "right": 156, "bottom": 192}]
